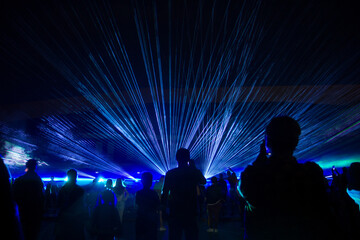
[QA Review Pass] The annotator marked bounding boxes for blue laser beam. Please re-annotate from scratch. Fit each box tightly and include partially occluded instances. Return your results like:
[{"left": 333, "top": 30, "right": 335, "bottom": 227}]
[{"left": 1, "top": 0, "right": 359, "bottom": 178}]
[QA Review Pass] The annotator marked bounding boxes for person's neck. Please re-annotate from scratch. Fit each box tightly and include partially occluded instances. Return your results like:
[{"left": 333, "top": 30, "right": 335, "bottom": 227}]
[
  {"left": 271, "top": 152, "right": 294, "bottom": 162},
  {"left": 178, "top": 162, "right": 188, "bottom": 168},
  {"left": 67, "top": 180, "right": 76, "bottom": 185}
]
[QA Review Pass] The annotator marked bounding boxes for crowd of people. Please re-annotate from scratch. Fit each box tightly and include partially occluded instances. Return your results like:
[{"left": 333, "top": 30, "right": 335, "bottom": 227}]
[{"left": 1, "top": 116, "right": 360, "bottom": 240}]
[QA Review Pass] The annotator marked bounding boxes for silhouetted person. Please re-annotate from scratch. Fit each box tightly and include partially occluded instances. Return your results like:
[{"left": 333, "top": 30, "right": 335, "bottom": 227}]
[
  {"left": 105, "top": 179, "right": 113, "bottom": 190},
  {"left": 56, "top": 169, "right": 86, "bottom": 240},
  {"left": 240, "top": 116, "right": 338, "bottom": 240},
  {"left": 113, "top": 178, "right": 129, "bottom": 224},
  {"left": 45, "top": 176, "right": 58, "bottom": 215},
  {"left": 91, "top": 179, "right": 121, "bottom": 240},
  {"left": 135, "top": 172, "right": 159, "bottom": 240},
  {"left": 227, "top": 168, "right": 239, "bottom": 216},
  {"left": 153, "top": 176, "right": 166, "bottom": 231},
  {"left": 13, "top": 159, "right": 44, "bottom": 240},
  {"left": 218, "top": 173, "right": 228, "bottom": 217},
  {"left": 85, "top": 177, "right": 104, "bottom": 218},
  {"left": 161, "top": 148, "right": 206, "bottom": 240},
  {"left": 0, "top": 155, "right": 23, "bottom": 240},
  {"left": 205, "top": 176, "right": 223, "bottom": 233},
  {"left": 218, "top": 173, "right": 227, "bottom": 201},
  {"left": 349, "top": 162, "right": 360, "bottom": 191},
  {"left": 189, "top": 159, "right": 205, "bottom": 217},
  {"left": 335, "top": 162, "right": 360, "bottom": 240}
]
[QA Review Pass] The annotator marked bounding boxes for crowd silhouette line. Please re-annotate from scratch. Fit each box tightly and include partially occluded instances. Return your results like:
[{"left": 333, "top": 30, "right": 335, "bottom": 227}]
[{"left": 1, "top": 116, "right": 360, "bottom": 240}]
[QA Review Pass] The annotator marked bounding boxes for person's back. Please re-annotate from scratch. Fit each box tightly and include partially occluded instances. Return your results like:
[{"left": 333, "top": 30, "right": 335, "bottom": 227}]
[
  {"left": 136, "top": 172, "right": 159, "bottom": 240},
  {"left": 56, "top": 169, "right": 86, "bottom": 240},
  {"left": 92, "top": 186, "right": 121, "bottom": 240},
  {"left": 58, "top": 181, "right": 84, "bottom": 213},
  {"left": 206, "top": 180, "right": 222, "bottom": 205},
  {"left": 206, "top": 177, "right": 223, "bottom": 232},
  {"left": 113, "top": 178, "right": 128, "bottom": 223},
  {"left": 240, "top": 116, "right": 337, "bottom": 240},
  {"left": 1, "top": 157, "right": 23, "bottom": 240},
  {"left": 338, "top": 162, "right": 360, "bottom": 240},
  {"left": 218, "top": 174, "right": 227, "bottom": 200},
  {"left": 162, "top": 148, "right": 206, "bottom": 240},
  {"left": 136, "top": 189, "right": 159, "bottom": 217},
  {"left": 45, "top": 176, "right": 58, "bottom": 213},
  {"left": 13, "top": 159, "right": 44, "bottom": 240},
  {"left": 164, "top": 166, "right": 205, "bottom": 217}
]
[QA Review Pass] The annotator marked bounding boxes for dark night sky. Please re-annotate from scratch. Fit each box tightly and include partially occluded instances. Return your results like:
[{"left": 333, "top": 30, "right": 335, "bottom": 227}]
[{"left": 1, "top": 0, "right": 359, "bottom": 106}]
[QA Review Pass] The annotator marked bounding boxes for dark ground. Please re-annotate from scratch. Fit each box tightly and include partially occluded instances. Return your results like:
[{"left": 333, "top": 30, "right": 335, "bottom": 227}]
[{"left": 38, "top": 207, "right": 244, "bottom": 240}]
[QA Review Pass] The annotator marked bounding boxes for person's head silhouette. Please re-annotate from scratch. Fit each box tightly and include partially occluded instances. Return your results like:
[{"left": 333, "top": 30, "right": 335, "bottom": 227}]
[
  {"left": 211, "top": 176, "right": 218, "bottom": 184},
  {"left": 66, "top": 169, "right": 77, "bottom": 184},
  {"left": 349, "top": 162, "right": 360, "bottom": 190},
  {"left": 265, "top": 116, "right": 301, "bottom": 158},
  {"left": 115, "top": 178, "right": 124, "bottom": 188},
  {"left": 106, "top": 179, "right": 113, "bottom": 189},
  {"left": 141, "top": 172, "right": 153, "bottom": 189},
  {"left": 25, "top": 159, "right": 37, "bottom": 172},
  {"left": 176, "top": 148, "right": 190, "bottom": 167}
]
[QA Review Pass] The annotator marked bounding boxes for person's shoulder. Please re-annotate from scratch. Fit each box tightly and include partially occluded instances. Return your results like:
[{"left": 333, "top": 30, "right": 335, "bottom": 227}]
[
  {"left": 145, "top": 188, "right": 158, "bottom": 194},
  {"left": 299, "top": 161, "right": 325, "bottom": 180},
  {"left": 142, "top": 188, "right": 158, "bottom": 198},
  {"left": 193, "top": 168, "right": 204, "bottom": 174},
  {"left": 241, "top": 164, "right": 256, "bottom": 177},
  {"left": 302, "top": 161, "right": 321, "bottom": 169},
  {"left": 22, "top": 171, "right": 42, "bottom": 181},
  {"left": 150, "top": 188, "right": 159, "bottom": 196},
  {"left": 240, "top": 163, "right": 268, "bottom": 186},
  {"left": 75, "top": 184, "right": 85, "bottom": 193},
  {"left": 34, "top": 173, "right": 43, "bottom": 184},
  {"left": 300, "top": 161, "right": 323, "bottom": 174},
  {"left": 14, "top": 174, "right": 24, "bottom": 183},
  {"left": 186, "top": 167, "right": 204, "bottom": 177},
  {"left": 136, "top": 188, "right": 146, "bottom": 196},
  {"left": 165, "top": 168, "right": 179, "bottom": 179},
  {"left": 166, "top": 168, "right": 178, "bottom": 175}
]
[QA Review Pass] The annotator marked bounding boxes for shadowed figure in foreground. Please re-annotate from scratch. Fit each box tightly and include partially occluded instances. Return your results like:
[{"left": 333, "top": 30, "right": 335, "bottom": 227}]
[
  {"left": 13, "top": 159, "right": 44, "bottom": 240},
  {"left": 331, "top": 162, "right": 360, "bottom": 240},
  {"left": 205, "top": 176, "right": 223, "bottom": 233},
  {"left": 135, "top": 172, "right": 159, "bottom": 240},
  {"left": 1, "top": 155, "right": 23, "bottom": 240},
  {"left": 56, "top": 169, "right": 86, "bottom": 240},
  {"left": 161, "top": 148, "right": 206, "bottom": 240},
  {"left": 91, "top": 178, "right": 121, "bottom": 240},
  {"left": 240, "top": 116, "right": 339, "bottom": 240}
]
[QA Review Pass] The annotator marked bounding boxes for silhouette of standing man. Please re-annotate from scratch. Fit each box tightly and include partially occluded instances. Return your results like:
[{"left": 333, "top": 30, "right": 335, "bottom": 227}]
[
  {"left": 161, "top": 148, "right": 206, "bottom": 240},
  {"left": 56, "top": 169, "right": 86, "bottom": 240},
  {"left": 13, "top": 159, "right": 44, "bottom": 240},
  {"left": 240, "top": 116, "right": 338, "bottom": 240}
]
